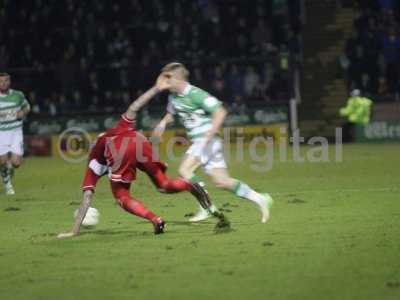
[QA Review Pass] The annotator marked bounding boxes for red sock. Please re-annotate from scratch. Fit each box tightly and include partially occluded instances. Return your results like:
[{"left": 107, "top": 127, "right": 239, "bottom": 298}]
[
  {"left": 111, "top": 181, "right": 159, "bottom": 223},
  {"left": 151, "top": 169, "right": 192, "bottom": 193},
  {"left": 120, "top": 197, "right": 158, "bottom": 222}
]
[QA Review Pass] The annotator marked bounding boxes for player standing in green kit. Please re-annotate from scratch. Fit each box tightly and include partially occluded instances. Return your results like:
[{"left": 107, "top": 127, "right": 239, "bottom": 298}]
[
  {"left": 0, "top": 73, "right": 30, "bottom": 195},
  {"left": 152, "top": 63, "right": 273, "bottom": 223}
]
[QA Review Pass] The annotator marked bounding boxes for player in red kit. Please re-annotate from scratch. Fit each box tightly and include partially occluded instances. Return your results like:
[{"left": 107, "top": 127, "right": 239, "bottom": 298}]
[{"left": 58, "top": 75, "right": 214, "bottom": 239}]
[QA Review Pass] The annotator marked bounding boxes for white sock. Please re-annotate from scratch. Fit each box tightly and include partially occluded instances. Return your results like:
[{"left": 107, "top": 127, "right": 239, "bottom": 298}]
[{"left": 234, "top": 181, "right": 262, "bottom": 204}]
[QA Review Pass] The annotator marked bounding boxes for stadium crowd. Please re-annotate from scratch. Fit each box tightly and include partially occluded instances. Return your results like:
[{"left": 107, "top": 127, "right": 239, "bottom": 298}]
[
  {"left": 340, "top": 0, "right": 400, "bottom": 101},
  {"left": 0, "top": 0, "right": 302, "bottom": 116}
]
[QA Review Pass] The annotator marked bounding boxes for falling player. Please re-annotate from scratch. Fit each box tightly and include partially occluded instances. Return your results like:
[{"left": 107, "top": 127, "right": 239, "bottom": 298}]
[
  {"left": 0, "top": 73, "right": 30, "bottom": 195},
  {"left": 58, "top": 74, "right": 215, "bottom": 239},
  {"left": 153, "top": 63, "right": 273, "bottom": 223}
]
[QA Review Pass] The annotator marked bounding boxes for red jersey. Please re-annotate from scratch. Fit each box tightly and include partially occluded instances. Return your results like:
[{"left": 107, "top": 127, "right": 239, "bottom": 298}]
[{"left": 82, "top": 114, "right": 162, "bottom": 191}]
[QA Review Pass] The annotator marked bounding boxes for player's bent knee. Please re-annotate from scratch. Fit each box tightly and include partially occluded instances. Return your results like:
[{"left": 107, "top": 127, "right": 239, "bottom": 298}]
[
  {"left": 150, "top": 170, "right": 171, "bottom": 193},
  {"left": 155, "top": 180, "right": 168, "bottom": 193}
]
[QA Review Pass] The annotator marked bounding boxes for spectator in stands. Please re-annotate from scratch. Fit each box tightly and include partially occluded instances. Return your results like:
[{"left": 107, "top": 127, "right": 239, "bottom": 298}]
[
  {"left": 230, "top": 95, "right": 247, "bottom": 115},
  {"left": 395, "top": 80, "right": 400, "bottom": 101},
  {"left": 211, "top": 65, "right": 226, "bottom": 101},
  {"left": 382, "top": 29, "right": 400, "bottom": 89},
  {"left": 226, "top": 64, "right": 244, "bottom": 98},
  {"left": 29, "top": 92, "right": 40, "bottom": 115},
  {"left": 343, "top": 0, "right": 400, "bottom": 102},
  {"left": 377, "top": 76, "right": 392, "bottom": 101},
  {"left": 252, "top": 19, "right": 272, "bottom": 50},
  {"left": 338, "top": 53, "right": 351, "bottom": 80},
  {"left": 379, "top": 0, "right": 394, "bottom": 10},
  {"left": 1, "top": 0, "right": 302, "bottom": 115},
  {"left": 244, "top": 66, "right": 260, "bottom": 97}
]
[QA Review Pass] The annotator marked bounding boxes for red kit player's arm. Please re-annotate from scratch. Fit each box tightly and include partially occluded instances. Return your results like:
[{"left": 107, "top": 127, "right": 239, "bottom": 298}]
[
  {"left": 58, "top": 137, "right": 106, "bottom": 239},
  {"left": 125, "top": 86, "right": 160, "bottom": 120},
  {"left": 57, "top": 190, "right": 94, "bottom": 239},
  {"left": 82, "top": 135, "right": 107, "bottom": 192},
  {"left": 124, "top": 73, "right": 171, "bottom": 120},
  {"left": 82, "top": 168, "right": 101, "bottom": 192}
]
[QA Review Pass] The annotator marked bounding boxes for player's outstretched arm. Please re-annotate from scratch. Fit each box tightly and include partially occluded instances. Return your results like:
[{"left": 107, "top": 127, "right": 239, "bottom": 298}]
[
  {"left": 57, "top": 190, "right": 94, "bottom": 239},
  {"left": 125, "top": 73, "right": 171, "bottom": 120},
  {"left": 125, "top": 87, "right": 160, "bottom": 120}
]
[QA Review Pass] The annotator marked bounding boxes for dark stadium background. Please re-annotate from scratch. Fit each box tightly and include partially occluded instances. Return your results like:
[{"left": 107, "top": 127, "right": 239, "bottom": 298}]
[
  {"left": 2, "top": 0, "right": 399, "bottom": 148},
  {"left": 1, "top": 1, "right": 400, "bottom": 300}
]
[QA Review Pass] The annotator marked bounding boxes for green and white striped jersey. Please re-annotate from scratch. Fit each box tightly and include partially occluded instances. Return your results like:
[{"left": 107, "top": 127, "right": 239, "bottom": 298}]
[
  {"left": 167, "top": 84, "right": 222, "bottom": 140},
  {"left": 0, "top": 89, "right": 30, "bottom": 131}
]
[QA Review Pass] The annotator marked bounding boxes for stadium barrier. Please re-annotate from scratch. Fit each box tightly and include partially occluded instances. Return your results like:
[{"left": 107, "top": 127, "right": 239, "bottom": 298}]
[
  {"left": 25, "top": 136, "right": 52, "bottom": 156},
  {"left": 355, "top": 103, "right": 400, "bottom": 142},
  {"left": 356, "top": 121, "right": 400, "bottom": 142},
  {"left": 50, "top": 123, "right": 288, "bottom": 161},
  {"left": 24, "top": 105, "right": 289, "bottom": 158}
]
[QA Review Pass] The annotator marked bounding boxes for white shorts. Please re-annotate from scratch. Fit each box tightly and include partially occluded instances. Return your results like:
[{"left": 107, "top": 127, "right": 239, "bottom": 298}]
[
  {"left": 0, "top": 128, "right": 24, "bottom": 156},
  {"left": 186, "top": 137, "right": 227, "bottom": 174}
]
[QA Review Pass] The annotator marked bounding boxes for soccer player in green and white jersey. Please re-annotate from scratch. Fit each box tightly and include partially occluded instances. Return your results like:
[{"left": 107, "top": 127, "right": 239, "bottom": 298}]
[
  {"left": 0, "top": 73, "right": 30, "bottom": 195},
  {"left": 152, "top": 63, "right": 273, "bottom": 223}
]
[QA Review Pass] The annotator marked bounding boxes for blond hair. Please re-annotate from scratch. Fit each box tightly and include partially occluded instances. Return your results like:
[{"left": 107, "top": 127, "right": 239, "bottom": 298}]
[{"left": 161, "top": 62, "right": 190, "bottom": 80}]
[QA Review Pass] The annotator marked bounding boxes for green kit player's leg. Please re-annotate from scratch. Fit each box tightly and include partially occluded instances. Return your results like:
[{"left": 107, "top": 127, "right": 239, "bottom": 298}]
[
  {"left": 0, "top": 161, "right": 15, "bottom": 195},
  {"left": 187, "top": 137, "right": 273, "bottom": 223},
  {"left": 178, "top": 153, "right": 220, "bottom": 222},
  {"left": 207, "top": 168, "right": 273, "bottom": 223},
  {"left": 232, "top": 181, "right": 273, "bottom": 223},
  {"left": 0, "top": 164, "right": 8, "bottom": 183},
  {"left": 189, "top": 175, "right": 219, "bottom": 222},
  {"left": 189, "top": 175, "right": 231, "bottom": 230}
]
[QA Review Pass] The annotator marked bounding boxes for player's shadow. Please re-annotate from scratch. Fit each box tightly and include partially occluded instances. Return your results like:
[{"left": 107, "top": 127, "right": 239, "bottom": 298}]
[
  {"left": 80, "top": 227, "right": 156, "bottom": 238},
  {"left": 158, "top": 220, "right": 228, "bottom": 235},
  {"left": 81, "top": 220, "right": 218, "bottom": 238},
  {"left": 165, "top": 220, "right": 213, "bottom": 226},
  {"left": 82, "top": 229, "right": 138, "bottom": 236}
]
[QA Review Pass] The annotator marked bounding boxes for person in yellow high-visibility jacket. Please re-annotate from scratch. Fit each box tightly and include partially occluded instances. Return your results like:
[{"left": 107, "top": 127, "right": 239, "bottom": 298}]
[{"left": 340, "top": 89, "right": 373, "bottom": 125}]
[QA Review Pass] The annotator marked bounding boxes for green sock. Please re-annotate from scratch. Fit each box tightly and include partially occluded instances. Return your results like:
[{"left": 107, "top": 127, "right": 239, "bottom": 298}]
[
  {"left": 233, "top": 181, "right": 242, "bottom": 195},
  {"left": 190, "top": 175, "right": 201, "bottom": 183}
]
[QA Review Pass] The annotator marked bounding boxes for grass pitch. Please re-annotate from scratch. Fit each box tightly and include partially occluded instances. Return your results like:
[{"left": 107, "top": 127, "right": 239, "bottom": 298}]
[{"left": 0, "top": 143, "right": 399, "bottom": 300}]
